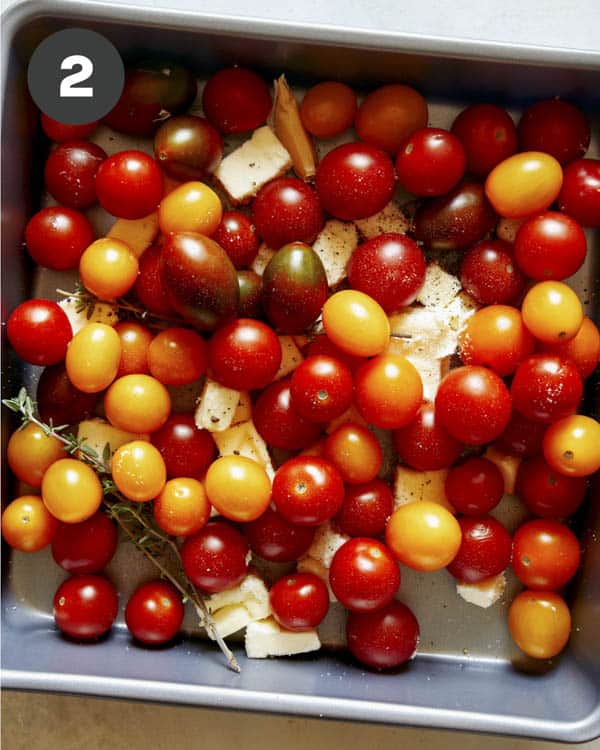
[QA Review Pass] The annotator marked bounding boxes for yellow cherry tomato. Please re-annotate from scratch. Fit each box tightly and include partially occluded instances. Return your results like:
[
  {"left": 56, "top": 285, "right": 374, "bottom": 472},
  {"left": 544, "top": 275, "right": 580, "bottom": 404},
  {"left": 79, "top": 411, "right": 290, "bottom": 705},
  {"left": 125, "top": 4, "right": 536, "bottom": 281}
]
[
  {"left": 79, "top": 238, "right": 139, "bottom": 301},
  {"left": 42, "top": 458, "right": 103, "bottom": 523},
  {"left": 154, "top": 477, "right": 211, "bottom": 536},
  {"left": 485, "top": 151, "right": 563, "bottom": 218},
  {"left": 104, "top": 374, "right": 171, "bottom": 434},
  {"left": 66, "top": 322, "right": 121, "bottom": 393},
  {"left": 322, "top": 290, "right": 390, "bottom": 357},
  {"left": 158, "top": 181, "right": 222, "bottom": 236},
  {"left": 324, "top": 422, "right": 382, "bottom": 485},
  {"left": 521, "top": 281, "right": 583, "bottom": 343},
  {"left": 1, "top": 495, "right": 58, "bottom": 552},
  {"left": 7, "top": 422, "right": 65, "bottom": 487},
  {"left": 205, "top": 455, "right": 271, "bottom": 522},
  {"left": 543, "top": 414, "right": 600, "bottom": 477},
  {"left": 112, "top": 440, "right": 166, "bottom": 502},
  {"left": 385, "top": 500, "right": 462, "bottom": 572},
  {"left": 508, "top": 590, "right": 571, "bottom": 659}
]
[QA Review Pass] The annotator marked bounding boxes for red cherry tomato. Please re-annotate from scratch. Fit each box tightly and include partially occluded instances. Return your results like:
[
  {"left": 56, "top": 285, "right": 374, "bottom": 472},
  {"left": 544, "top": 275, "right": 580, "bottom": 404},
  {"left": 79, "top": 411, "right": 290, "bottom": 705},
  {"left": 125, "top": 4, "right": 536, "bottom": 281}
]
[
  {"left": 125, "top": 580, "right": 184, "bottom": 645},
  {"left": 44, "top": 141, "right": 106, "bottom": 209},
  {"left": 24, "top": 207, "right": 94, "bottom": 271},
  {"left": 435, "top": 366, "right": 512, "bottom": 446},
  {"left": 305, "top": 335, "right": 366, "bottom": 374},
  {"left": 446, "top": 515, "right": 512, "bottom": 583},
  {"left": 254, "top": 379, "right": 322, "bottom": 451},
  {"left": 95, "top": 150, "right": 164, "bottom": 219},
  {"left": 445, "top": 457, "right": 505, "bottom": 515},
  {"left": 269, "top": 572, "right": 329, "bottom": 631},
  {"left": 540, "top": 316, "right": 600, "bottom": 380},
  {"left": 53, "top": 575, "right": 118, "bottom": 640},
  {"left": 335, "top": 480, "right": 394, "bottom": 538},
  {"left": 41, "top": 114, "right": 97, "bottom": 142},
  {"left": 460, "top": 240, "right": 526, "bottom": 306},
  {"left": 134, "top": 244, "right": 175, "bottom": 317},
  {"left": 494, "top": 411, "right": 547, "bottom": 458},
  {"left": 512, "top": 519, "right": 580, "bottom": 590},
  {"left": 315, "top": 142, "right": 395, "bottom": 220},
  {"left": 243, "top": 507, "right": 316, "bottom": 563},
  {"left": 202, "top": 67, "right": 272, "bottom": 134},
  {"left": 272, "top": 456, "right": 345, "bottom": 526},
  {"left": 7, "top": 300, "right": 72, "bottom": 366},
  {"left": 212, "top": 211, "right": 260, "bottom": 269},
  {"left": 515, "top": 456, "right": 588, "bottom": 519},
  {"left": 151, "top": 413, "right": 216, "bottom": 479},
  {"left": 347, "top": 233, "right": 426, "bottom": 313},
  {"left": 514, "top": 212, "right": 587, "bottom": 281},
  {"left": 511, "top": 354, "right": 583, "bottom": 424},
  {"left": 290, "top": 355, "right": 353, "bottom": 423},
  {"left": 51, "top": 512, "right": 118, "bottom": 574},
  {"left": 557, "top": 158, "right": 600, "bottom": 228},
  {"left": 396, "top": 128, "right": 466, "bottom": 196},
  {"left": 517, "top": 99, "right": 590, "bottom": 166},
  {"left": 346, "top": 600, "right": 419, "bottom": 670},
  {"left": 451, "top": 104, "right": 518, "bottom": 177},
  {"left": 392, "top": 402, "right": 463, "bottom": 471},
  {"left": 180, "top": 521, "right": 249, "bottom": 594}
]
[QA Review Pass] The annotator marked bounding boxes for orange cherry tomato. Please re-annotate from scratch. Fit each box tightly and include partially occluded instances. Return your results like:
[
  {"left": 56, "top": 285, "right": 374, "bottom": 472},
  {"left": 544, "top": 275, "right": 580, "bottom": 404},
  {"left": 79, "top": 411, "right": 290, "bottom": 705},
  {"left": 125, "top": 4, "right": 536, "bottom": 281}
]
[
  {"left": 541, "top": 316, "right": 600, "bottom": 379},
  {"left": 324, "top": 422, "right": 382, "bottom": 485},
  {"left": 42, "top": 458, "right": 103, "bottom": 523},
  {"left": 385, "top": 501, "right": 462, "bottom": 572},
  {"left": 485, "top": 151, "right": 563, "bottom": 218},
  {"left": 66, "top": 322, "right": 121, "bottom": 393},
  {"left": 112, "top": 440, "right": 166, "bottom": 502},
  {"left": 115, "top": 321, "right": 153, "bottom": 376},
  {"left": 508, "top": 590, "right": 571, "bottom": 659},
  {"left": 521, "top": 281, "right": 583, "bottom": 344},
  {"left": 322, "top": 290, "right": 390, "bottom": 358},
  {"left": 355, "top": 84, "right": 428, "bottom": 155},
  {"left": 104, "top": 374, "right": 171, "bottom": 434},
  {"left": 147, "top": 327, "right": 208, "bottom": 385},
  {"left": 300, "top": 82, "right": 357, "bottom": 139},
  {"left": 1, "top": 495, "right": 58, "bottom": 552},
  {"left": 7, "top": 422, "right": 65, "bottom": 487},
  {"left": 79, "top": 238, "right": 139, "bottom": 300},
  {"left": 543, "top": 414, "right": 600, "bottom": 477},
  {"left": 205, "top": 455, "right": 271, "bottom": 522},
  {"left": 154, "top": 477, "right": 211, "bottom": 536},
  {"left": 158, "top": 181, "right": 222, "bottom": 235}
]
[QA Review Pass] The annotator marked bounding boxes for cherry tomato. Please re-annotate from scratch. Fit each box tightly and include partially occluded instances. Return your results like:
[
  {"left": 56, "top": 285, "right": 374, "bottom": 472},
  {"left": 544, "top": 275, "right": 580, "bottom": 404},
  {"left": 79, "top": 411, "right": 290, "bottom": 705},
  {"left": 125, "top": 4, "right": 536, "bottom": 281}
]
[
  {"left": 347, "top": 233, "right": 426, "bottom": 312},
  {"left": 272, "top": 456, "right": 345, "bottom": 526},
  {"left": 270, "top": 572, "right": 330, "bottom": 631},
  {"left": 460, "top": 240, "right": 526, "bottom": 306},
  {"left": 450, "top": 104, "right": 517, "bottom": 177},
  {"left": 393, "top": 403, "right": 463, "bottom": 471},
  {"left": 290, "top": 355, "right": 353, "bottom": 423},
  {"left": 79, "top": 238, "right": 139, "bottom": 300},
  {"left": 543, "top": 415, "right": 600, "bottom": 477},
  {"left": 104, "top": 374, "right": 171, "bottom": 434},
  {"left": 355, "top": 354, "right": 422, "bottom": 430},
  {"left": 202, "top": 67, "right": 271, "bottom": 134},
  {"left": 517, "top": 100, "right": 590, "bottom": 165},
  {"left": 25, "top": 206, "right": 94, "bottom": 270},
  {"left": 51, "top": 511, "right": 118, "bottom": 574},
  {"left": 42, "top": 458, "right": 102, "bottom": 523},
  {"left": 37, "top": 363, "right": 99, "bottom": 426},
  {"left": 459, "top": 306, "right": 535, "bottom": 377},
  {"left": 511, "top": 354, "right": 582, "bottom": 424},
  {"left": 447, "top": 516, "right": 512, "bottom": 583},
  {"left": 346, "top": 600, "right": 420, "bottom": 670},
  {"left": 7, "top": 299, "right": 72, "bottom": 366},
  {"left": 95, "top": 150, "right": 164, "bottom": 220},
  {"left": 125, "top": 580, "right": 184, "bottom": 645},
  {"left": 515, "top": 456, "right": 587, "bottom": 519},
  {"left": 512, "top": 519, "right": 580, "bottom": 592},
  {"left": 252, "top": 178, "right": 323, "bottom": 249},
  {"left": 435, "top": 366, "right": 512, "bottom": 446},
  {"left": 254, "top": 379, "right": 322, "bottom": 451},
  {"left": 355, "top": 84, "right": 428, "bottom": 155},
  {"left": 558, "top": 158, "right": 600, "bottom": 228},
  {"left": 205, "top": 455, "right": 271, "bottom": 523},
  {"left": 514, "top": 212, "right": 587, "bottom": 281},
  {"left": 445, "top": 457, "right": 505, "bottom": 515},
  {"left": 115, "top": 321, "right": 152, "bottom": 377},
  {"left": 7, "top": 422, "right": 65, "bottom": 488},
  {"left": 111, "top": 440, "right": 165, "bottom": 502},
  {"left": 154, "top": 478, "right": 211, "bottom": 536},
  {"left": 158, "top": 181, "right": 222, "bottom": 236},
  {"left": 41, "top": 113, "right": 97, "bottom": 142},
  {"left": 485, "top": 152, "right": 563, "bottom": 218},
  {"left": 300, "top": 82, "right": 357, "bottom": 139},
  {"left": 237, "top": 270, "right": 263, "bottom": 318},
  {"left": 1, "top": 495, "right": 58, "bottom": 552},
  {"left": 494, "top": 411, "right": 547, "bottom": 459},
  {"left": 386, "top": 501, "right": 462, "bottom": 572},
  {"left": 396, "top": 128, "right": 466, "bottom": 196},
  {"left": 44, "top": 140, "right": 106, "bottom": 208},
  {"left": 325, "top": 423, "right": 383, "bottom": 485},
  {"left": 65, "top": 322, "right": 121, "bottom": 394},
  {"left": 53, "top": 575, "right": 118, "bottom": 640},
  {"left": 154, "top": 114, "right": 222, "bottom": 181},
  {"left": 508, "top": 590, "right": 571, "bottom": 659},
  {"left": 134, "top": 244, "right": 175, "bottom": 317},
  {"left": 315, "top": 142, "right": 395, "bottom": 220},
  {"left": 305, "top": 335, "right": 366, "bottom": 374},
  {"left": 322, "top": 290, "right": 390, "bottom": 358},
  {"left": 208, "top": 318, "right": 281, "bottom": 390},
  {"left": 181, "top": 521, "right": 249, "bottom": 593},
  {"left": 151, "top": 414, "right": 216, "bottom": 479},
  {"left": 335, "top": 480, "right": 394, "bottom": 538},
  {"left": 521, "top": 281, "right": 583, "bottom": 344},
  {"left": 541, "top": 317, "right": 600, "bottom": 379},
  {"left": 212, "top": 211, "right": 260, "bottom": 269},
  {"left": 147, "top": 327, "right": 208, "bottom": 386},
  {"left": 243, "top": 507, "right": 316, "bottom": 563}
]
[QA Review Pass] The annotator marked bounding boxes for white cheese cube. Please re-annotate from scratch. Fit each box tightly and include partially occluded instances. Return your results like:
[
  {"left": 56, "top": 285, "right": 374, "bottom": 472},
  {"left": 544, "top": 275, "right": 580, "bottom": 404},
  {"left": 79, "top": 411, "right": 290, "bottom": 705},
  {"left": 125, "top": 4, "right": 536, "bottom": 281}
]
[
  {"left": 275, "top": 336, "right": 303, "bottom": 379},
  {"left": 305, "top": 521, "right": 350, "bottom": 569},
  {"left": 312, "top": 220, "right": 358, "bottom": 287},
  {"left": 250, "top": 243, "right": 276, "bottom": 276},
  {"left": 195, "top": 378, "right": 241, "bottom": 433},
  {"left": 416, "top": 262, "right": 462, "bottom": 309},
  {"left": 456, "top": 572, "right": 506, "bottom": 608},
  {"left": 59, "top": 297, "right": 119, "bottom": 335},
  {"left": 212, "top": 420, "right": 275, "bottom": 480},
  {"left": 245, "top": 617, "right": 321, "bottom": 658},
  {"left": 76, "top": 418, "right": 149, "bottom": 468},
  {"left": 393, "top": 466, "right": 455, "bottom": 513},
  {"left": 484, "top": 446, "right": 521, "bottom": 495},
  {"left": 208, "top": 573, "right": 271, "bottom": 621},
  {"left": 354, "top": 201, "right": 410, "bottom": 240},
  {"left": 209, "top": 604, "right": 254, "bottom": 639}
]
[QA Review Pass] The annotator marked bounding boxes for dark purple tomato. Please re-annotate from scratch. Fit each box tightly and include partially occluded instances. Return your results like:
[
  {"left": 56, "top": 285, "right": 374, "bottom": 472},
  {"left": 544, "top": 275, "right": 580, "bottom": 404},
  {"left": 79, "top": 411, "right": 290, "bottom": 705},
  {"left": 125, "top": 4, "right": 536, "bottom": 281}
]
[
  {"left": 237, "top": 270, "right": 263, "bottom": 318},
  {"left": 154, "top": 115, "right": 223, "bottom": 181},
  {"left": 460, "top": 240, "right": 526, "bottom": 305},
  {"left": 44, "top": 141, "right": 106, "bottom": 209},
  {"left": 517, "top": 99, "right": 590, "bottom": 166},
  {"left": 254, "top": 379, "right": 322, "bottom": 452},
  {"left": 243, "top": 507, "right": 316, "bottom": 563},
  {"left": 37, "top": 363, "right": 100, "bottom": 426}
]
